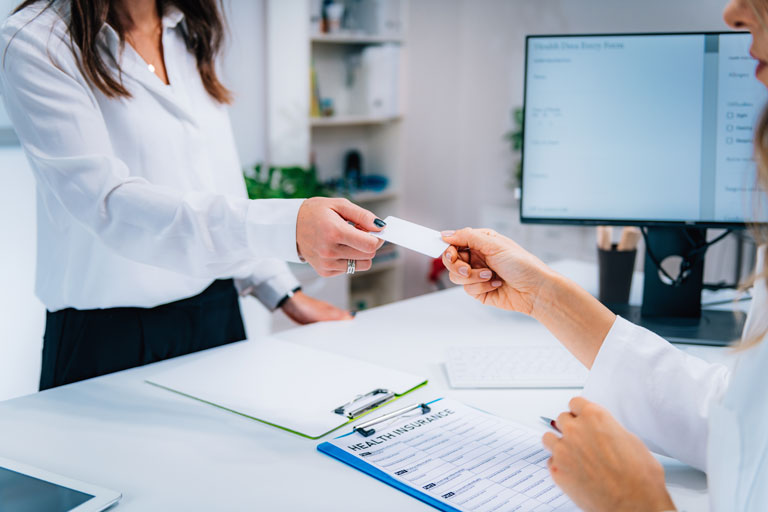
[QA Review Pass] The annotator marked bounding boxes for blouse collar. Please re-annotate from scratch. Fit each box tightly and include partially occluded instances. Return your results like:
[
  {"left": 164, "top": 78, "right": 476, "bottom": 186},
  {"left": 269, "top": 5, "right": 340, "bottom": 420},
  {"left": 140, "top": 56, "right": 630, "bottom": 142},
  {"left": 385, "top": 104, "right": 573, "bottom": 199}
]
[
  {"left": 162, "top": 6, "right": 185, "bottom": 30},
  {"left": 99, "top": 5, "right": 186, "bottom": 56}
]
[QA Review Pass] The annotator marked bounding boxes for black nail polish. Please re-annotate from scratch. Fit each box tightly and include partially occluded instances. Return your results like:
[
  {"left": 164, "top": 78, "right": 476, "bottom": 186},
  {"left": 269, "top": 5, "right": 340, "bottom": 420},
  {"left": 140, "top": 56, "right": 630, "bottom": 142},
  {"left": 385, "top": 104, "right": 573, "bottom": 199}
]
[
  {"left": 350, "top": 311, "right": 357, "bottom": 317},
  {"left": 374, "top": 218, "right": 386, "bottom": 228}
]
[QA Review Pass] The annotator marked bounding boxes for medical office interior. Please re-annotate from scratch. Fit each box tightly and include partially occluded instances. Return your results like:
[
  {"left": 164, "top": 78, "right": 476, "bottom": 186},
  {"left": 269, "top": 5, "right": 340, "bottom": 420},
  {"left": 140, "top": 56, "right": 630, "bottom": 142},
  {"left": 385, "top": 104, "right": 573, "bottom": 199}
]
[{"left": 0, "top": 0, "right": 763, "bottom": 511}]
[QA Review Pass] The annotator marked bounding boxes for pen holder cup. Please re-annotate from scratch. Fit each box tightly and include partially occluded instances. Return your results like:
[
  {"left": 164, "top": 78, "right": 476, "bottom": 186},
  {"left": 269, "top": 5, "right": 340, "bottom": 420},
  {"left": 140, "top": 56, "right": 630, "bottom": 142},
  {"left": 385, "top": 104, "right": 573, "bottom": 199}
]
[{"left": 598, "top": 246, "right": 637, "bottom": 305}]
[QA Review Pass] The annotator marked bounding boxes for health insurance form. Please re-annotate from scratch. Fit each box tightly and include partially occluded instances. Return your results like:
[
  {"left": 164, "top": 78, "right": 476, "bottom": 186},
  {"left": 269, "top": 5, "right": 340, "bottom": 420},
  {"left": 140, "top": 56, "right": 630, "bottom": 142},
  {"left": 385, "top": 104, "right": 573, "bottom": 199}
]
[{"left": 321, "top": 399, "right": 577, "bottom": 511}]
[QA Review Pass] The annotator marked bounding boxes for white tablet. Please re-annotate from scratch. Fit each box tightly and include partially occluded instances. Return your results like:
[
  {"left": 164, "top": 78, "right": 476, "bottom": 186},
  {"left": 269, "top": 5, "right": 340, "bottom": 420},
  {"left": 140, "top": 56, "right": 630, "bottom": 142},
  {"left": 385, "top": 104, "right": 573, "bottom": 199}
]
[{"left": 0, "top": 456, "right": 121, "bottom": 512}]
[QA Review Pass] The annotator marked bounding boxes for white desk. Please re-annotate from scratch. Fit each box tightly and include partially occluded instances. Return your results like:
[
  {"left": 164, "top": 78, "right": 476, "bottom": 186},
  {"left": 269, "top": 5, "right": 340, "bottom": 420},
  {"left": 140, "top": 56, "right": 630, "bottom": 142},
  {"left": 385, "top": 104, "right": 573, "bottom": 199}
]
[{"left": 0, "top": 261, "right": 726, "bottom": 511}]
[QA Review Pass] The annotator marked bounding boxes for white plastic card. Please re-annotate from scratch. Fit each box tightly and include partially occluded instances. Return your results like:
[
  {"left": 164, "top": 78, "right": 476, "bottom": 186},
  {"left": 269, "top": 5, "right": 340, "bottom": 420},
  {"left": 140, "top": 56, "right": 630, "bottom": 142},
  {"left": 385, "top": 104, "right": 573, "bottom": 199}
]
[{"left": 371, "top": 216, "right": 449, "bottom": 258}]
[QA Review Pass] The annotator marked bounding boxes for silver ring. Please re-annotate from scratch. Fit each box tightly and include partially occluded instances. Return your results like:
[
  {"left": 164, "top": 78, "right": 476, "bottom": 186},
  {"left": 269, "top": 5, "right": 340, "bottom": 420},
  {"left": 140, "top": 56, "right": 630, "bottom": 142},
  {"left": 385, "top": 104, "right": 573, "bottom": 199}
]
[{"left": 347, "top": 259, "right": 356, "bottom": 275}]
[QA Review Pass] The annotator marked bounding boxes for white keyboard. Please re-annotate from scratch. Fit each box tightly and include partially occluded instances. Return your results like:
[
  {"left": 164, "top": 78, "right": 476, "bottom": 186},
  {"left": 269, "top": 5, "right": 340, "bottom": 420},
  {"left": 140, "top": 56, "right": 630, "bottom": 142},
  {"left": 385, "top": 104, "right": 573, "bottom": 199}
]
[{"left": 445, "top": 346, "right": 588, "bottom": 389}]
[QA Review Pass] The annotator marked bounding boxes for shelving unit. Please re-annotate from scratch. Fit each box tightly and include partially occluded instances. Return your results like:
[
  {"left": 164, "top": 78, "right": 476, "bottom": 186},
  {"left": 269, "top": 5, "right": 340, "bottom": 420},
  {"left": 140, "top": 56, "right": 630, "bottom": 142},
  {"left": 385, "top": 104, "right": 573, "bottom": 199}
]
[
  {"left": 309, "top": 115, "right": 401, "bottom": 127},
  {"left": 311, "top": 34, "right": 404, "bottom": 45},
  {"left": 347, "top": 189, "right": 399, "bottom": 204},
  {"left": 266, "top": 0, "right": 407, "bottom": 311}
]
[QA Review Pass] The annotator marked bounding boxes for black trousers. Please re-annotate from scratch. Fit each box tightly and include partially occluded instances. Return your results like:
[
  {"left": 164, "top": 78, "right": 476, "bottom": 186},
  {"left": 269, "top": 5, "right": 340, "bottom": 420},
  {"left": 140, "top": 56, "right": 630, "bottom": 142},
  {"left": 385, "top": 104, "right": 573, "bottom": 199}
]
[{"left": 40, "top": 279, "right": 246, "bottom": 391}]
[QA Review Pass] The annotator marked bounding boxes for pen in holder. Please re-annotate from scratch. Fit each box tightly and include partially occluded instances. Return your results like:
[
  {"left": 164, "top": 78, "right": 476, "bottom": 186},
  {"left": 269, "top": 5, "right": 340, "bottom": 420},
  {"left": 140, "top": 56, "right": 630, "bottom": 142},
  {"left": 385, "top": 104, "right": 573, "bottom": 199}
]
[{"left": 597, "top": 226, "right": 639, "bottom": 305}]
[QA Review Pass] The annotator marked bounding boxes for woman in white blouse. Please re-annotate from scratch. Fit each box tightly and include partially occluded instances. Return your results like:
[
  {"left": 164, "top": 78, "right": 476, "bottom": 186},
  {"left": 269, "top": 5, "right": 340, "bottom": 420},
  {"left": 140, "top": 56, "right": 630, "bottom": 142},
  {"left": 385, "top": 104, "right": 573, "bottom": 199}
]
[
  {"left": 0, "top": 0, "right": 385, "bottom": 389},
  {"left": 442, "top": 0, "right": 767, "bottom": 510}
]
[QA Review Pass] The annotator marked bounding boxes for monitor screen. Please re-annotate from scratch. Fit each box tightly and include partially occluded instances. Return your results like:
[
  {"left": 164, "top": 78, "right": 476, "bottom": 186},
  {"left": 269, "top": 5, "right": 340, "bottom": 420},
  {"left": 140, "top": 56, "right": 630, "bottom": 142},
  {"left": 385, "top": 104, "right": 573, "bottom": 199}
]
[{"left": 521, "top": 33, "right": 768, "bottom": 227}]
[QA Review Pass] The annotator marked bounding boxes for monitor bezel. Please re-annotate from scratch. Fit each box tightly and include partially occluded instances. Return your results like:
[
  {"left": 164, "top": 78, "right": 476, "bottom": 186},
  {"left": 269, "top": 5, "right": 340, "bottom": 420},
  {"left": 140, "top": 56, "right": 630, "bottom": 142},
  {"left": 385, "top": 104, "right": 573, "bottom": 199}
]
[{"left": 519, "top": 31, "right": 760, "bottom": 229}]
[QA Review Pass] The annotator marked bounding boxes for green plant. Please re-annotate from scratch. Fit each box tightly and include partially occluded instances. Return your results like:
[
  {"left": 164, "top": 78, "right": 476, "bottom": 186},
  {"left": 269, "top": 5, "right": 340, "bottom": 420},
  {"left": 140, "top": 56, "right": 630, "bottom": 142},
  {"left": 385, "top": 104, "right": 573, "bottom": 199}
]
[
  {"left": 243, "top": 163, "right": 333, "bottom": 200},
  {"left": 503, "top": 107, "right": 524, "bottom": 187}
]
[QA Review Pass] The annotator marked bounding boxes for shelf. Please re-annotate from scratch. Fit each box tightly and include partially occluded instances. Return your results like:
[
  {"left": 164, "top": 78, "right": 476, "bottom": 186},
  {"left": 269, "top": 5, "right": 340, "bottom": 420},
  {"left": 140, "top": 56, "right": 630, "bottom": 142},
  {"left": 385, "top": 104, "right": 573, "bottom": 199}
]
[
  {"left": 338, "top": 190, "right": 399, "bottom": 204},
  {"left": 311, "top": 34, "right": 403, "bottom": 45},
  {"left": 310, "top": 115, "right": 401, "bottom": 128}
]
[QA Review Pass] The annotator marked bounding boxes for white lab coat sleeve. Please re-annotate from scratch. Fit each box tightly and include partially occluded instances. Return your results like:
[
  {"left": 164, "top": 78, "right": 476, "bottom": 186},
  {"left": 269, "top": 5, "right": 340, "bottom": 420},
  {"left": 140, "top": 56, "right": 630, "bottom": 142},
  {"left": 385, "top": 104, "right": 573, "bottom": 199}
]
[
  {"left": 234, "top": 259, "right": 302, "bottom": 311},
  {"left": 0, "top": 19, "right": 302, "bottom": 279},
  {"left": 582, "top": 316, "right": 730, "bottom": 471}
]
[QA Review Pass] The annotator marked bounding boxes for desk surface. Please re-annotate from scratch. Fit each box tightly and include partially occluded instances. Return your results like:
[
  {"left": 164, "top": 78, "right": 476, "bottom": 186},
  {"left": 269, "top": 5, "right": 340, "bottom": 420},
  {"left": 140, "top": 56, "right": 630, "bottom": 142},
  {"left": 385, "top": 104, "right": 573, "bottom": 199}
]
[{"left": 0, "top": 261, "right": 723, "bottom": 511}]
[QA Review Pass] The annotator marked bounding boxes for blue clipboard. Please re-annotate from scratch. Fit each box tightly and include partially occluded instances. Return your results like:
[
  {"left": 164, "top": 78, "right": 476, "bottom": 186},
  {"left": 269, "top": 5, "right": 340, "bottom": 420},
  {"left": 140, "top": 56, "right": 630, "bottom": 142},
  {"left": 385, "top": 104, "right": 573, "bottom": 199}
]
[{"left": 317, "top": 398, "right": 461, "bottom": 512}]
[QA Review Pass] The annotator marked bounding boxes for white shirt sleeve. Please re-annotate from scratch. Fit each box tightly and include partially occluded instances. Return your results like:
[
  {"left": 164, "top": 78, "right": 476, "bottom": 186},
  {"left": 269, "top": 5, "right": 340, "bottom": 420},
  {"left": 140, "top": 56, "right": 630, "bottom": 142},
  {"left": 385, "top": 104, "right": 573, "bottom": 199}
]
[
  {"left": 234, "top": 260, "right": 302, "bottom": 311},
  {"left": 0, "top": 18, "right": 302, "bottom": 280},
  {"left": 583, "top": 316, "right": 730, "bottom": 471}
]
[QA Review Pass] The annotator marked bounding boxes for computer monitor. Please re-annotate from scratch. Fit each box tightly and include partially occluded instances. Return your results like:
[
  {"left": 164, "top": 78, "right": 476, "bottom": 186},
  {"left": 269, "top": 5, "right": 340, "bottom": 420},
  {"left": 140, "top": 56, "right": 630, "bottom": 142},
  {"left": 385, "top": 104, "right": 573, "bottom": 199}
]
[{"left": 520, "top": 33, "right": 768, "bottom": 345}]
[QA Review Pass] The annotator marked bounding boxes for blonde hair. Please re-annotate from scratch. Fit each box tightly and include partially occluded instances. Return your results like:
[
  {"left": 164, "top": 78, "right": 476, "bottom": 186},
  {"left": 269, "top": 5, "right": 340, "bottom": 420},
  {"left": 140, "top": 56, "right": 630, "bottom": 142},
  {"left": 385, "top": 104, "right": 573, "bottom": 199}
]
[
  {"left": 738, "top": 107, "right": 768, "bottom": 349},
  {"left": 738, "top": 0, "right": 768, "bottom": 349}
]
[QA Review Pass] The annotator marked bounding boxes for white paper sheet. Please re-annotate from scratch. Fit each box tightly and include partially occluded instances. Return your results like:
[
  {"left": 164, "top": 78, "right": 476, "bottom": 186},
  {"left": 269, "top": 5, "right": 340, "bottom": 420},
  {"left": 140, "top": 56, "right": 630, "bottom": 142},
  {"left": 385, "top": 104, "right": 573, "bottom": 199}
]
[
  {"left": 322, "top": 398, "right": 578, "bottom": 511},
  {"left": 146, "top": 338, "right": 426, "bottom": 438},
  {"left": 371, "top": 216, "right": 449, "bottom": 258}
]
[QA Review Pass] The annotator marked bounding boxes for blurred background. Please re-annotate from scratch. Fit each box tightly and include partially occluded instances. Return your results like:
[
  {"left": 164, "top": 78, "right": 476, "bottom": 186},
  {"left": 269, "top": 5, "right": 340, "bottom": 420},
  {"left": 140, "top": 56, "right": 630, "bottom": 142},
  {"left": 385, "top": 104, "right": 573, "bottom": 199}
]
[{"left": 0, "top": 0, "right": 740, "bottom": 400}]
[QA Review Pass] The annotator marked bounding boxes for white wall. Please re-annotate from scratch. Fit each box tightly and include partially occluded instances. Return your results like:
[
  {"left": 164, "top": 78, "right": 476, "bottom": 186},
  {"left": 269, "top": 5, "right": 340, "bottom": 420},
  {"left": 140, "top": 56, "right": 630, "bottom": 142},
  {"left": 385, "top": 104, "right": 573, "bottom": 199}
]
[
  {"left": 222, "top": 0, "right": 268, "bottom": 167},
  {"left": 220, "top": 0, "right": 276, "bottom": 341},
  {"left": 0, "top": 0, "right": 44, "bottom": 401},
  {"left": 401, "top": 0, "right": 732, "bottom": 298},
  {"left": 0, "top": 148, "right": 44, "bottom": 401}
]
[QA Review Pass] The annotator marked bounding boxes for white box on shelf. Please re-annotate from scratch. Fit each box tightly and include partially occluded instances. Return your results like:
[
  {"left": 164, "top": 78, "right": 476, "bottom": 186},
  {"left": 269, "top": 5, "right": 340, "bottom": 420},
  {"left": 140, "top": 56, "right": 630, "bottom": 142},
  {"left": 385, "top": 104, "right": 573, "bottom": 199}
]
[
  {"left": 359, "top": 44, "right": 400, "bottom": 117},
  {"left": 350, "top": 0, "right": 403, "bottom": 37}
]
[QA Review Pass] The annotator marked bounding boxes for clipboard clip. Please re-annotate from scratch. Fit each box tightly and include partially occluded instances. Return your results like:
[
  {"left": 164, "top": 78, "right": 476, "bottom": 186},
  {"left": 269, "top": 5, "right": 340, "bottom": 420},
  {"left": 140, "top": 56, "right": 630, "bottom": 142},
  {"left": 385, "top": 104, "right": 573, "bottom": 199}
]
[
  {"left": 353, "top": 402, "right": 432, "bottom": 438},
  {"left": 333, "top": 388, "right": 395, "bottom": 419}
]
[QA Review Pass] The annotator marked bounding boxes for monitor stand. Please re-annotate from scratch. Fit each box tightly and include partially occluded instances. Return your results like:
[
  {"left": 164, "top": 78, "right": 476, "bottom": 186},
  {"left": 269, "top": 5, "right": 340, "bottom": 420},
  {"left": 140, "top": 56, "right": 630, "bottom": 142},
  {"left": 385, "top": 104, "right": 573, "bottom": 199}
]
[{"left": 605, "top": 227, "right": 745, "bottom": 346}]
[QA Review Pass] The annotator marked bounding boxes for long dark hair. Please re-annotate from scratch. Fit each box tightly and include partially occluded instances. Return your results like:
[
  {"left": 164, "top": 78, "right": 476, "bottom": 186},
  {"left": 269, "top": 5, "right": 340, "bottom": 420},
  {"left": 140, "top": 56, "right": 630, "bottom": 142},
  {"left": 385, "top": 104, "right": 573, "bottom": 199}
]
[{"left": 12, "top": 0, "right": 232, "bottom": 103}]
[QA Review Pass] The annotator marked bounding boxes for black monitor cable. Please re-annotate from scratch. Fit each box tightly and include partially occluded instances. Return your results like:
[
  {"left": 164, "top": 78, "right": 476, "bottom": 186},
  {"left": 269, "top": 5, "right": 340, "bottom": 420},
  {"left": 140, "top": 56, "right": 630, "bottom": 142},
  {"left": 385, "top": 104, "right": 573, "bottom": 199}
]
[{"left": 640, "top": 227, "right": 733, "bottom": 288}]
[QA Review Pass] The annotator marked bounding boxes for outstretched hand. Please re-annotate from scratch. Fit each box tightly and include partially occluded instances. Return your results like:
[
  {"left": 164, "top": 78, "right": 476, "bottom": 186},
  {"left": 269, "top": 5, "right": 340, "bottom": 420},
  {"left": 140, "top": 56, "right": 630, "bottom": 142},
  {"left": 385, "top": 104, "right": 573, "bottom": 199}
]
[
  {"left": 441, "top": 228, "right": 552, "bottom": 316},
  {"left": 442, "top": 228, "right": 616, "bottom": 369},
  {"left": 296, "top": 198, "right": 385, "bottom": 277}
]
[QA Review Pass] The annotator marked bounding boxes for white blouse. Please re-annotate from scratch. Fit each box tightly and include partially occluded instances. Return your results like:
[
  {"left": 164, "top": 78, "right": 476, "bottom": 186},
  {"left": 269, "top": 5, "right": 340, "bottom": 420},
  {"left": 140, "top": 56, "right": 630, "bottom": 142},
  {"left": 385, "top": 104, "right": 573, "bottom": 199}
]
[
  {"left": 583, "top": 249, "right": 768, "bottom": 510},
  {"left": 0, "top": 3, "right": 302, "bottom": 312}
]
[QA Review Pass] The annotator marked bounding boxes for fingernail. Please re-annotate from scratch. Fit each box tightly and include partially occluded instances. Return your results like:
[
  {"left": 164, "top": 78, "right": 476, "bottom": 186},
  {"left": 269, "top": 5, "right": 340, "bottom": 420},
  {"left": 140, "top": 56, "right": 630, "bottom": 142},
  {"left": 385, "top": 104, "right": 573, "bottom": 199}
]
[
  {"left": 374, "top": 218, "right": 386, "bottom": 228},
  {"left": 350, "top": 311, "right": 357, "bottom": 317},
  {"left": 459, "top": 266, "right": 469, "bottom": 277},
  {"left": 480, "top": 270, "right": 492, "bottom": 279},
  {"left": 441, "top": 230, "right": 455, "bottom": 237},
  {"left": 492, "top": 280, "right": 502, "bottom": 287}
]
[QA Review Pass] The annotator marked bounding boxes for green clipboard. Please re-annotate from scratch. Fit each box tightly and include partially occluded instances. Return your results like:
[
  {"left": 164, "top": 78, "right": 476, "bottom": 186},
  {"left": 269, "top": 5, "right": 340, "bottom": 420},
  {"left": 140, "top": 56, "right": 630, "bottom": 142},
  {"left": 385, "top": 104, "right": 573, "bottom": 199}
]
[{"left": 146, "top": 337, "right": 428, "bottom": 439}]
